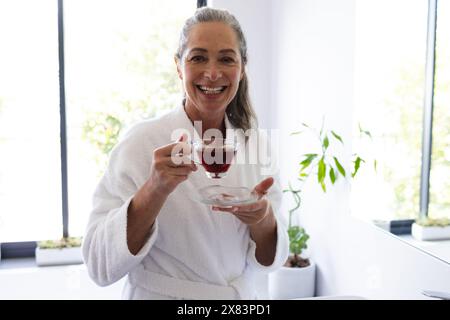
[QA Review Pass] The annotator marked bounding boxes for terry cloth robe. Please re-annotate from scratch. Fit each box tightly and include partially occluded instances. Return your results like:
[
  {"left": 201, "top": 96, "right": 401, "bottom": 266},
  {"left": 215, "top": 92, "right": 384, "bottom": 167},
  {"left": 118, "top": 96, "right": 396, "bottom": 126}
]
[{"left": 82, "top": 104, "right": 289, "bottom": 300}]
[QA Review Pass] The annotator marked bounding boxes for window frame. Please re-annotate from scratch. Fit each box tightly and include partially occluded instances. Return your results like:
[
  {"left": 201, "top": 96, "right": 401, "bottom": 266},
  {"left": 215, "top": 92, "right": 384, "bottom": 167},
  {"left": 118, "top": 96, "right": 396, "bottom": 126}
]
[
  {"left": 419, "top": 0, "right": 437, "bottom": 219},
  {"left": 1, "top": 0, "right": 206, "bottom": 259}
]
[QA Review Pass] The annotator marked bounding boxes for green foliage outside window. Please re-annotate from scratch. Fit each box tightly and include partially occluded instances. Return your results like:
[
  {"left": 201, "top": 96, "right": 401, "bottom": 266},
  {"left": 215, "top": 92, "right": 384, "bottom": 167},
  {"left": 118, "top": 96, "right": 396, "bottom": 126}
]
[
  {"left": 80, "top": 18, "right": 184, "bottom": 174},
  {"left": 380, "top": 42, "right": 449, "bottom": 219}
]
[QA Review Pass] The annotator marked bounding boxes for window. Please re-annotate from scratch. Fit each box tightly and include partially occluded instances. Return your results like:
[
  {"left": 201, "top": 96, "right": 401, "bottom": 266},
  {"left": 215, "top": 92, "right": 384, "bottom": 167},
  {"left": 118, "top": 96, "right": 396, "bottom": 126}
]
[
  {"left": 64, "top": 0, "right": 196, "bottom": 237},
  {"left": 429, "top": 0, "right": 449, "bottom": 219},
  {"left": 0, "top": 0, "right": 62, "bottom": 242},
  {"left": 352, "top": 0, "right": 449, "bottom": 222},
  {"left": 0, "top": 0, "right": 201, "bottom": 257}
]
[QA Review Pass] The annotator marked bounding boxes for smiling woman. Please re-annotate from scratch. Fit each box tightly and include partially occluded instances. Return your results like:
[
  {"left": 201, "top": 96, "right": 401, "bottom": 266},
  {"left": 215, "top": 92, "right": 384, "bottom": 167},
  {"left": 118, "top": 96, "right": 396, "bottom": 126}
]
[
  {"left": 81, "top": 7, "right": 289, "bottom": 300},
  {"left": 176, "top": 21, "right": 245, "bottom": 134},
  {"left": 175, "top": 9, "right": 255, "bottom": 134},
  {"left": 177, "top": 22, "right": 244, "bottom": 131}
]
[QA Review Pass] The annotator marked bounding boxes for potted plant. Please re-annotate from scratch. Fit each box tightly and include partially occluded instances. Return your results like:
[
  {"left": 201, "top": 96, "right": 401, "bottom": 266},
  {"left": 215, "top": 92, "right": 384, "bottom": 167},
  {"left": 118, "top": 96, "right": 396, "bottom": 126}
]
[
  {"left": 411, "top": 217, "right": 450, "bottom": 241},
  {"left": 269, "top": 183, "right": 316, "bottom": 299},
  {"left": 269, "top": 121, "right": 373, "bottom": 299},
  {"left": 35, "top": 237, "right": 83, "bottom": 266}
]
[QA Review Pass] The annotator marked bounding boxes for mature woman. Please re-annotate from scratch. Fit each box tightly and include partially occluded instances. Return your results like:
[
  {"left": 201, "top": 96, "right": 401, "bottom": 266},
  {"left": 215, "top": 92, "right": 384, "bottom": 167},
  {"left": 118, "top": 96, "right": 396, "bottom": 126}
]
[{"left": 83, "top": 7, "right": 288, "bottom": 300}]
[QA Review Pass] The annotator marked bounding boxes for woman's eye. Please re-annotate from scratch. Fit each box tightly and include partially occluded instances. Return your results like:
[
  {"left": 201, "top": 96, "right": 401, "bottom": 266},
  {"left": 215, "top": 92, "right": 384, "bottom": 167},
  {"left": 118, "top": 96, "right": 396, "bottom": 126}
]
[
  {"left": 221, "top": 57, "right": 235, "bottom": 63},
  {"left": 190, "top": 56, "right": 206, "bottom": 62}
]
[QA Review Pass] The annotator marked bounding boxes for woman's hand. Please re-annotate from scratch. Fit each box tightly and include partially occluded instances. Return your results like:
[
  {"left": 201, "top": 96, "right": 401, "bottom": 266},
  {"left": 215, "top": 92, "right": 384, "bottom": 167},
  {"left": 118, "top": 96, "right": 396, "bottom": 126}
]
[
  {"left": 212, "top": 177, "right": 275, "bottom": 226},
  {"left": 213, "top": 177, "right": 278, "bottom": 265},
  {"left": 127, "top": 134, "right": 197, "bottom": 255},
  {"left": 146, "top": 134, "right": 197, "bottom": 197}
]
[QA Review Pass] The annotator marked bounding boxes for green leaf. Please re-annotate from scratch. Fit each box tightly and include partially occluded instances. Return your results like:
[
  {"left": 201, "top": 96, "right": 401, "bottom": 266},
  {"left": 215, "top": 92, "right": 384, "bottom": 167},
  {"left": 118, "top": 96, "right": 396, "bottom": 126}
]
[
  {"left": 323, "top": 135, "right": 329, "bottom": 150},
  {"left": 331, "top": 130, "right": 344, "bottom": 144},
  {"left": 301, "top": 123, "right": 310, "bottom": 128},
  {"left": 374, "top": 159, "right": 378, "bottom": 172},
  {"left": 303, "top": 153, "right": 319, "bottom": 158},
  {"left": 318, "top": 157, "right": 326, "bottom": 184},
  {"left": 287, "top": 226, "right": 309, "bottom": 255},
  {"left": 359, "top": 123, "right": 372, "bottom": 138},
  {"left": 333, "top": 157, "right": 346, "bottom": 177},
  {"left": 299, "top": 154, "right": 318, "bottom": 170},
  {"left": 333, "top": 165, "right": 339, "bottom": 179},
  {"left": 290, "top": 131, "right": 303, "bottom": 136},
  {"left": 298, "top": 171, "right": 308, "bottom": 180},
  {"left": 329, "top": 167, "right": 336, "bottom": 184},
  {"left": 352, "top": 156, "right": 365, "bottom": 178},
  {"left": 320, "top": 181, "right": 327, "bottom": 192},
  {"left": 319, "top": 117, "right": 325, "bottom": 137}
]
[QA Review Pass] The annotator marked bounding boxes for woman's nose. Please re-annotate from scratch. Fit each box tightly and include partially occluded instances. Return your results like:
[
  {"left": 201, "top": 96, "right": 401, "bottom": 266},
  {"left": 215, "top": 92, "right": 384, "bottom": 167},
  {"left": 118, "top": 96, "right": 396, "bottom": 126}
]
[{"left": 203, "top": 64, "right": 222, "bottom": 81}]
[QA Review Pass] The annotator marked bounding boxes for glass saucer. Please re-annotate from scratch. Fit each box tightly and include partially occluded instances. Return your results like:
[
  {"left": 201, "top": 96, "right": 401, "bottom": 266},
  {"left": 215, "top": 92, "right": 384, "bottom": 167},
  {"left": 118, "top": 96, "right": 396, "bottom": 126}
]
[{"left": 193, "top": 185, "right": 259, "bottom": 207}]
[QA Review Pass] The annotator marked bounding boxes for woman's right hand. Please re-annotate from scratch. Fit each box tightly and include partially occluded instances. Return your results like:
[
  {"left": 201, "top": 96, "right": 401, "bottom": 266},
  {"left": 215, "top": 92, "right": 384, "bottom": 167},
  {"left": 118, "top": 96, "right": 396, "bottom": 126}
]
[
  {"left": 127, "top": 134, "right": 196, "bottom": 255},
  {"left": 146, "top": 134, "right": 197, "bottom": 197}
]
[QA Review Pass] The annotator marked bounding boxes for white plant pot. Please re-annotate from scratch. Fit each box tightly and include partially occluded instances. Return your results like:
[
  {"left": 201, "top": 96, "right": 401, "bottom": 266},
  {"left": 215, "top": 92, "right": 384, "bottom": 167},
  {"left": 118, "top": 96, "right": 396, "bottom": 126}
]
[
  {"left": 35, "top": 247, "right": 83, "bottom": 266},
  {"left": 268, "top": 260, "right": 316, "bottom": 299},
  {"left": 411, "top": 223, "right": 450, "bottom": 241}
]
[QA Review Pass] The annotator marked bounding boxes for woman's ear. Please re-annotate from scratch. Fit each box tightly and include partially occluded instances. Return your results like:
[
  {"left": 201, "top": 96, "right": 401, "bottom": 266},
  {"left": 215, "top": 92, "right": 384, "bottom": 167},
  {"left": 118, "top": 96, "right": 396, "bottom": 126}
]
[{"left": 174, "top": 56, "right": 183, "bottom": 80}]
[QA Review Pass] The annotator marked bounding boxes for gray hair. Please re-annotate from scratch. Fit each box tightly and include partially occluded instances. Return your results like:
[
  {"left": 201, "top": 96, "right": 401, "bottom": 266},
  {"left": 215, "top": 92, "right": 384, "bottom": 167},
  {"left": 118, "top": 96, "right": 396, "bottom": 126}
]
[{"left": 175, "top": 7, "right": 257, "bottom": 131}]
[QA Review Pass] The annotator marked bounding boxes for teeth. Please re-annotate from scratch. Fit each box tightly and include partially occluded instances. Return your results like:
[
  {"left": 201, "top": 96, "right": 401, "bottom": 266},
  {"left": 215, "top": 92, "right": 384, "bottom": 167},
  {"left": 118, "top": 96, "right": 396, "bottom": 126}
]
[{"left": 198, "top": 86, "right": 225, "bottom": 94}]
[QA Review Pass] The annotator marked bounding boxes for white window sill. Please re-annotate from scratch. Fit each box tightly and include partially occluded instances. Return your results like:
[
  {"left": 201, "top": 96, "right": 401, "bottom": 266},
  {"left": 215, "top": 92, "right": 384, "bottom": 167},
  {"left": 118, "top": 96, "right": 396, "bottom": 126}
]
[{"left": 396, "top": 234, "right": 450, "bottom": 264}]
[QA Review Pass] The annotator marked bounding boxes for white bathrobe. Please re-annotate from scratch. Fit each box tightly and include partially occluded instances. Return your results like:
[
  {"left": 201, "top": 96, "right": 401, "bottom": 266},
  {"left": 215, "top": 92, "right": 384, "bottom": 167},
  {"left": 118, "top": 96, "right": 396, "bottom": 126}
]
[{"left": 82, "top": 104, "right": 289, "bottom": 299}]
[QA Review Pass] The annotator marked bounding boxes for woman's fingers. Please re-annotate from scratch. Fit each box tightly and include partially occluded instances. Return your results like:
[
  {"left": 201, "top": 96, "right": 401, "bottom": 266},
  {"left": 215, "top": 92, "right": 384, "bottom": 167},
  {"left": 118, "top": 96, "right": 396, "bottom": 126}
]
[
  {"left": 154, "top": 139, "right": 191, "bottom": 158},
  {"left": 165, "top": 156, "right": 197, "bottom": 175},
  {"left": 253, "top": 177, "right": 274, "bottom": 198},
  {"left": 166, "top": 166, "right": 196, "bottom": 176},
  {"left": 234, "top": 200, "right": 266, "bottom": 213},
  {"left": 148, "top": 135, "right": 197, "bottom": 196},
  {"left": 212, "top": 206, "right": 236, "bottom": 213},
  {"left": 168, "top": 154, "right": 197, "bottom": 169}
]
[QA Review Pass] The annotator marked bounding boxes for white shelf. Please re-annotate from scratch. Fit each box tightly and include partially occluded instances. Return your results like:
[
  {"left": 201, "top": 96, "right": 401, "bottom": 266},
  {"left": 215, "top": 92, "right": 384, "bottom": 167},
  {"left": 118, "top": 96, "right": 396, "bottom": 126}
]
[{"left": 397, "top": 234, "right": 450, "bottom": 263}]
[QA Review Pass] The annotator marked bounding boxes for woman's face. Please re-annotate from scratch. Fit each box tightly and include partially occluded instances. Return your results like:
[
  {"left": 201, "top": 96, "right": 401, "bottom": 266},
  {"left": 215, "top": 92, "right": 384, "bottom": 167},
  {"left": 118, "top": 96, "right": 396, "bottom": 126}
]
[{"left": 176, "top": 22, "right": 244, "bottom": 118}]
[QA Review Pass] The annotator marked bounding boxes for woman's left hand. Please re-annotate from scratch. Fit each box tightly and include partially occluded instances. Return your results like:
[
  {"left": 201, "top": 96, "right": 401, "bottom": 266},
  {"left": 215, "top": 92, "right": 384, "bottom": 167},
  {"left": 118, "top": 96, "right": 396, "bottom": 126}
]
[{"left": 212, "top": 177, "right": 274, "bottom": 226}]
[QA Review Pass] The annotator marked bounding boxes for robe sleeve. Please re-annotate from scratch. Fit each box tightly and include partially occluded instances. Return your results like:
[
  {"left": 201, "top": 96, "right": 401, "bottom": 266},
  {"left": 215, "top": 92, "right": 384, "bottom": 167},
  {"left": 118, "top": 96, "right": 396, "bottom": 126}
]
[
  {"left": 82, "top": 125, "right": 158, "bottom": 286},
  {"left": 246, "top": 176, "right": 290, "bottom": 273}
]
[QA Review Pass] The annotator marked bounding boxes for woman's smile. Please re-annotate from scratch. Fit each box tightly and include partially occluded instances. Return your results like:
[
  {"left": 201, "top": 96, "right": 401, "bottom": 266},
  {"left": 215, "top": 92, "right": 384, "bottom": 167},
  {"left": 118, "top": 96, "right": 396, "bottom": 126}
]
[{"left": 196, "top": 85, "right": 228, "bottom": 98}]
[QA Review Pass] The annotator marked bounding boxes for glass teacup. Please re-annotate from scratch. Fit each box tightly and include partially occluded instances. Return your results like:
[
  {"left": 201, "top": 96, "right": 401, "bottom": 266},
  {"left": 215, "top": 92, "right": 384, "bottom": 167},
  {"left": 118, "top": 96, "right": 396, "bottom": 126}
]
[{"left": 192, "top": 137, "right": 238, "bottom": 179}]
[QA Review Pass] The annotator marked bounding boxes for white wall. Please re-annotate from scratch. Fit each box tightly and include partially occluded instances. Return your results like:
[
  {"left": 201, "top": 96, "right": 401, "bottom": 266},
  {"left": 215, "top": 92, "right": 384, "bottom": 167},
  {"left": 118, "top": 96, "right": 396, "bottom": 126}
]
[{"left": 215, "top": 0, "right": 450, "bottom": 299}]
